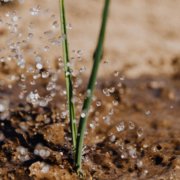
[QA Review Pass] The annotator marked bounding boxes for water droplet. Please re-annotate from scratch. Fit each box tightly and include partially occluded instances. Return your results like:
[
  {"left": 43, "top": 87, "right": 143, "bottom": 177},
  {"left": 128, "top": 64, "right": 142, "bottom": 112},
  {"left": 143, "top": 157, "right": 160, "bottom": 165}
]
[
  {"left": 0, "top": 104, "right": 6, "bottom": 112},
  {"left": 65, "top": 71, "right": 70, "bottom": 76},
  {"left": 30, "top": 80, "right": 36, "bottom": 85},
  {"left": 11, "top": 15, "right": 19, "bottom": 22},
  {"left": 30, "top": 6, "right": 40, "bottom": 16},
  {"left": 79, "top": 66, "right": 86, "bottom": 73},
  {"left": 121, "top": 152, "right": 128, "bottom": 159},
  {"left": 36, "top": 63, "right": 43, "bottom": 70},
  {"left": 128, "top": 121, "right": 135, "bottom": 130},
  {"left": 96, "top": 100, "right": 102, "bottom": 107},
  {"left": 89, "top": 123, "right": 95, "bottom": 129},
  {"left": 46, "top": 82, "right": 56, "bottom": 91},
  {"left": 137, "top": 127, "right": 143, "bottom": 138},
  {"left": 39, "top": 149, "right": 48, "bottom": 158},
  {"left": 26, "top": 91, "right": 40, "bottom": 106},
  {"left": 142, "top": 169, "right": 148, "bottom": 177},
  {"left": 43, "top": 46, "right": 49, "bottom": 52},
  {"left": 61, "top": 111, "right": 67, "bottom": 119},
  {"left": 116, "top": 121, "right": 125, "bottom": 132},
  {"left": 112, "top": 100, "right": 118, "bottom": 106},
  {"left": 39, "top": 98, "right": 48, "bottom": 107},
  {"left": 81, "top": 112, "right": 86, "bottom": 118},
  {"left": 76, "top": 50, "right": 82, "bottom": 57},
  {"left": 120, "top": 75, "right": 125, "bottom": 81},
  {"left": 103, "top": 59, "right": 109, "bottom": 64},
  {"left": 17, "top": 146, "right": 27, "bottom": 155},
  {"left": 136, "top": 160, "right": 143, "bottom": 168},
  {"left": 41, "top": 71, "right": 49, "bottom": 78},
  {"left": 51, "top": 73, "right": 58, "bottom": 82},
  {"left": 41, "top": 163, "right": 50, "bottom": 173},
  {"left": 35, "top": 55, "right": 42, "bottom": 63},
  {"left": 44, "top": 118, "right": 51, "bottom": 124},
  {"left": 19, "top": 123, "right": 28, "bottom": 132},
  {"left": 86, "top": 89, "right": 91, "bottom": 98},
  {"left": 109, "top": 87, "right": 115, "bottom": 93},
  {"left": 0, "top": 99, "right": 9, "bottom": 112},
  {"left": 128, "top": 146, "right": 137, "bottom": 159},
  {"left": 44, "top": 30, "right": 52, "bottom": 36},
  {"left": 5, "top": 12, "right": 10, "bottom": 17},
  {"left": 52, "top": 21, "right": 58, "bottom": 29},
  {"left": 66, "top": 23, "right": 72, "bottom": 30},
  {"left": 109, "top": 108, "right": 114, "bottom": 116},
  {"left": 114, "top": 71, "right": 119, "bottom": 77},
  {"left": 33, "top": 73, "right": 41, "bottom": 80},
  {"left": 109, "top": 135, "right": 116, "bottom": 142},
  {"left": 2, "top": 0, "right": 13, "bottom": 3},
  {"left": 27, "top": 33, "right": 33, "bottom": 40},
  {"left": 17, "top": 58, "right": 25, "bottom": 69},
  {"left": 170, "top": 105, "right": 174, "bottom": 109},
  {"left": 145, "top": 110, "right": 151, "bottom": 116},
  {"left": 20, "top": 74, "right": 26, "bottom": 82},
  {"left": 103, "top": 115, "right": 110, "bottom": 124},
  {"left": 16, "top": 146, "right": 30, "bottom": 162},
  {"left": 103, "top": 88, "right": 110, "bottom": 96}
]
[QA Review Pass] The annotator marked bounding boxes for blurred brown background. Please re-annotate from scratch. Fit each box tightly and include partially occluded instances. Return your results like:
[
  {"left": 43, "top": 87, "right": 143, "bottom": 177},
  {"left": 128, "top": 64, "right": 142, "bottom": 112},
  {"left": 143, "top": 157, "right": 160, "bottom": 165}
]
[{"left": 1, "top": 0, "right": 180, "bottom": 78}]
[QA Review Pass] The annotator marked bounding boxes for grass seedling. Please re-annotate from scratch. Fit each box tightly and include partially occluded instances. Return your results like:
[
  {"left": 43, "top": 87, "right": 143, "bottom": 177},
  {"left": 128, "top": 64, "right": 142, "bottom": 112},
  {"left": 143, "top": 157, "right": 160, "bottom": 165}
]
[
  {"left": 59, "top": 0, "right": 111, "bottom": 174},
  {"left": 75, "top": 0, "right": 111, "bottom": 173},
  {"left": 59, "top": 0, "right": 77, "bottom": 151}
]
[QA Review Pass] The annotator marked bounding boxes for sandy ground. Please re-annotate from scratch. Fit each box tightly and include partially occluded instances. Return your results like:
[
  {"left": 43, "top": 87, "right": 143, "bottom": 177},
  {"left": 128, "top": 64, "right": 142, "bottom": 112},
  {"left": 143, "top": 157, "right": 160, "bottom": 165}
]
[{"left": 1, "top": 0, "right": 180, "bottom": 78}]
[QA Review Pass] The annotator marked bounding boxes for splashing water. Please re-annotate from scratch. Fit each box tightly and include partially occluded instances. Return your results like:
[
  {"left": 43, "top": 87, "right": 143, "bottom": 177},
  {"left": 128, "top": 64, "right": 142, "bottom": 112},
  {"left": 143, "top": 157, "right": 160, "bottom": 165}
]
[
  {"left": 116, "top": 121, "right": 125, "bottom": 132},
  {"left": 26, "top": 91, "right": 40, "bottom": 106},
  {"left": 30, "top": 6, "right": 40, "bottom": 16}
]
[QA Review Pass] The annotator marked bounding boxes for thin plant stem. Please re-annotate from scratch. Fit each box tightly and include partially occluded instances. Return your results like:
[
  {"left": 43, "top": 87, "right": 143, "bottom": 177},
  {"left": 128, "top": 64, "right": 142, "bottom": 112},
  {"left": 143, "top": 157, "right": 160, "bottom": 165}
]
[
  {"left": 59, "top": 0, "right": 77, "bottom": 151},
  {"left": 75, "top": 0, "right": 111, "bottom": 172}
]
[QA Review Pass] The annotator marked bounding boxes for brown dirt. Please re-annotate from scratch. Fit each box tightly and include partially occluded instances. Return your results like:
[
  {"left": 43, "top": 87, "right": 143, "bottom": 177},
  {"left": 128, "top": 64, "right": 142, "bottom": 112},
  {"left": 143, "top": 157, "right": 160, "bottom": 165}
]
[
  {"left": 0, "top": 73, "right": 179, "bottom": 179},
  {"left": 0, "top": 0, "right": 180, "bottom": 180}
]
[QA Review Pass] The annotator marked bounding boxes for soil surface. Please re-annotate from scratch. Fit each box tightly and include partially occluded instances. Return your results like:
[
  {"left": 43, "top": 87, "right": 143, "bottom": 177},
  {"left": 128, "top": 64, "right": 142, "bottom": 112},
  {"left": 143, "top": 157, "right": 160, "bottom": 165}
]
[
  {"left": 0, "top": 0, "right": 180, "bottom": 180},
  {"left": 0, "top": 74, "right": 180, "bottom": 180}
]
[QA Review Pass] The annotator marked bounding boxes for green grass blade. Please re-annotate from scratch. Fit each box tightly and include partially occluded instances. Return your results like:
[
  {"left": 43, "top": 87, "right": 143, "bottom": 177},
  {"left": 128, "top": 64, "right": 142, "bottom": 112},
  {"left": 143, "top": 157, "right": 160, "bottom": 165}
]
[
  {"left": 59, "top": 0, "right": 77, "bottom": 150},
  {"left": 75, "top": 0, "right": 111, "bottom": 172}
]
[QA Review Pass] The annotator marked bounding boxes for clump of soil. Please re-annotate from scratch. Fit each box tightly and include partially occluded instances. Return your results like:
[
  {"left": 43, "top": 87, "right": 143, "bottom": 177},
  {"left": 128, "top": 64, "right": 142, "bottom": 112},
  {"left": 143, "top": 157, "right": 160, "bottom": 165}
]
[{"left": 0, "top": 74, "right": 179, "bottom": 179}]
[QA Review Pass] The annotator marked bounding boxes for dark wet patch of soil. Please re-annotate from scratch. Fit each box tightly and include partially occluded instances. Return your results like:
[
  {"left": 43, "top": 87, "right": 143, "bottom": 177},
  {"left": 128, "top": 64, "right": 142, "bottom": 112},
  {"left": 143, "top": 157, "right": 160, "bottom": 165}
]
[{"left": 0, "top": 75, "right": 179, "bottom": 179}]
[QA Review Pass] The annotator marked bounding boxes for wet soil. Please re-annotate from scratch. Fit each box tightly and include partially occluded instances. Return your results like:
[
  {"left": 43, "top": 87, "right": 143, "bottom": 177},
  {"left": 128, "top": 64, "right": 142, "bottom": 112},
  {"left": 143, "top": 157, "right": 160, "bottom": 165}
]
[
  {"left": 0, "top": 73, "right": 179, "bottom": 180},
  {"left": 0, "top": 1, "right": 180, "bottom": 179}
]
